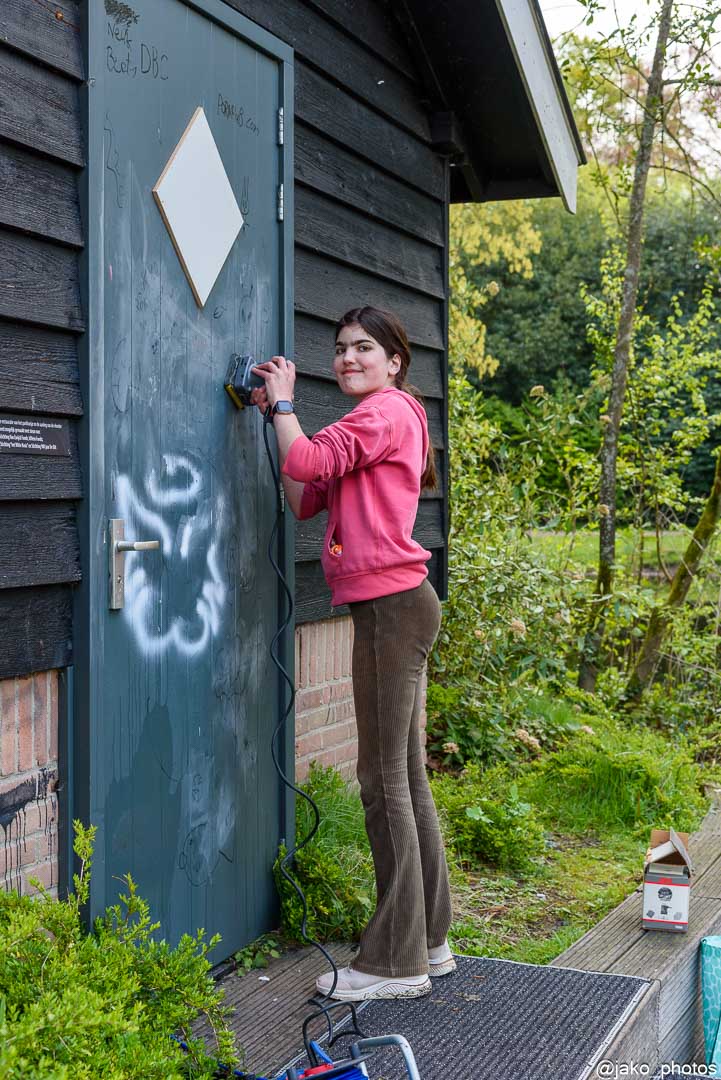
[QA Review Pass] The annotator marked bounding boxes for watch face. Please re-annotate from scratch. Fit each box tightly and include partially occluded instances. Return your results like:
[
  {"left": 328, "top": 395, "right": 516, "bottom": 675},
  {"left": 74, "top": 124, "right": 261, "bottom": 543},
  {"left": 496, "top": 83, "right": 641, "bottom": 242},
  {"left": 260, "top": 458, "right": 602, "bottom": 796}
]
[{"left": 275, "top": 401, "right": 294, "bottom": 413}]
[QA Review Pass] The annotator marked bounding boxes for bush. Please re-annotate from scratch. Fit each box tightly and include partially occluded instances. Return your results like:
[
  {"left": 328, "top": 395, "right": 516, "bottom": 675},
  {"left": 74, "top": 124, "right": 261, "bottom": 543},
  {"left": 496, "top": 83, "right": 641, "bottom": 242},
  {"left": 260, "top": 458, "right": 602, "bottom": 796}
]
[
  {"left": 430, "top": 763, "right": 545, "bottom": 871},
  {"left": 274, "top": 763, "right": 374, "bottom": 943},
  {"left": 0, "top": 822, "right": 236, "bottom": 1079},
  {"left": 527, "top": 719, "right": 707, "bottom": 832}
]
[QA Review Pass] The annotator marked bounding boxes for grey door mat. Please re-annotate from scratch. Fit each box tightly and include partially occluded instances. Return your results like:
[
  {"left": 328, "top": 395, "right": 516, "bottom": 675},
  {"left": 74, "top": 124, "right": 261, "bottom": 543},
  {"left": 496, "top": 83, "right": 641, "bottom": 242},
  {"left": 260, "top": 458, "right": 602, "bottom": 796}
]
[{"left": 284, "top": 956, "right": 650, "bottom": 1080}]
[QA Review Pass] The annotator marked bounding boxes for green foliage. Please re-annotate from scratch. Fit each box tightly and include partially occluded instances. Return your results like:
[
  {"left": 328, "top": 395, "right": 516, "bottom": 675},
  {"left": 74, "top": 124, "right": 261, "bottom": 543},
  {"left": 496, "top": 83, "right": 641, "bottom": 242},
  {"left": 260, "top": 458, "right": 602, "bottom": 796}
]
[
  {"left": 430, "top": 764, "right": 545, "bottom": 871},
  {"left": 233, "top": 934, "right": 281, "bottom": 975},
  {"left": 584, "top": 245, "right": 721, "bottom": 525},
  {"left": 479, "top": 178, "right": 721, "bottom": 397},
  {"left": 0, "top": 821, "right": 236, "bottom": 1080},
  {"left": 527, "top": 718, "right": 707, "bottom": 833},
  {"left": 274, "top": 764, "right": 374, "bottom": 943}
]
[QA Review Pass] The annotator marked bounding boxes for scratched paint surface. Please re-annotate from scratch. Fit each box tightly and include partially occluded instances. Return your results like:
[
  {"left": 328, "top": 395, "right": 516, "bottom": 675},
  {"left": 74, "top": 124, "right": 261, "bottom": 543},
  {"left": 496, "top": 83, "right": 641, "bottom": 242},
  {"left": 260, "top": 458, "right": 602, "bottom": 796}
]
[{"left": 99, "top": 0, "right": 285, "bottom": 956}]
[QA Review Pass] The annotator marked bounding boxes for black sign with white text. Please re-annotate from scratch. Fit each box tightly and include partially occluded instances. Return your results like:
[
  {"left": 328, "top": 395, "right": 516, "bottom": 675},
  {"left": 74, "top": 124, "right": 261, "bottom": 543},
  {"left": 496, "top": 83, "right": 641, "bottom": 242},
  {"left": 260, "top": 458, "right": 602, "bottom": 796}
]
[{"left": 0, "top": 415, "right": 71, "bottom": 457}]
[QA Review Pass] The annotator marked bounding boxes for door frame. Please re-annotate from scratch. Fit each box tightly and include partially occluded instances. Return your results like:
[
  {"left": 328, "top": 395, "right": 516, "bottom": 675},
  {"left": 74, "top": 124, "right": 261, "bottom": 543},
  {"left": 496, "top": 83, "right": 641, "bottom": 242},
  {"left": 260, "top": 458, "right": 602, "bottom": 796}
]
[{"left": 73, "top": 0, "right": 295, "bottom": 918}]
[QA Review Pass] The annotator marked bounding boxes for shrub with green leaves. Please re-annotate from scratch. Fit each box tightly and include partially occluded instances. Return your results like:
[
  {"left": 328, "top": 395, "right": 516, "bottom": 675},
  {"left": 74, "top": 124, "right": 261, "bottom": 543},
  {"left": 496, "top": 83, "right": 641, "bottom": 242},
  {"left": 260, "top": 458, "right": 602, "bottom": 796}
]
[
  {"left": 527, "top": 719, "right": 707, "bottom": 833},
  {"left": 274, "top": 763, "right": 374, "bottom": 943},
  {"left": 430, "top": 763, "right": 545, "bottom": 871},
  {"left": 0, "top": 822, "right": 236, "bottom": 1080}
]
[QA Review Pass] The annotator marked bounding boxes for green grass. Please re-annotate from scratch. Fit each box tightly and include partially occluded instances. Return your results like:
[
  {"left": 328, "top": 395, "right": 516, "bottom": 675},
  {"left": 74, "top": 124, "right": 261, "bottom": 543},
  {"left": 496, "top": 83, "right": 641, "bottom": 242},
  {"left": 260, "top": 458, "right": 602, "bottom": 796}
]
[
  {"left": 445, "top": 716, "right": 709, "bottom": 964},
  {"left": 449, "top": 828, "right": 643, "bottom": 965},
  {"left": 531, "top": 526, "right": 693, "bottom": 573}
]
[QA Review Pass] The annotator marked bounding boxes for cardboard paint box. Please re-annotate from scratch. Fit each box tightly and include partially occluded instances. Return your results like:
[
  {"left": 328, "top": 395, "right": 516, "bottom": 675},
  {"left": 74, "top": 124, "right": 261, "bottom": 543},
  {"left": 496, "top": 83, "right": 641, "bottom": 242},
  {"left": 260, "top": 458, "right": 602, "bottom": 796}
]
[{"left": 642, "top": 827, "right": 693, "bottom": 932}]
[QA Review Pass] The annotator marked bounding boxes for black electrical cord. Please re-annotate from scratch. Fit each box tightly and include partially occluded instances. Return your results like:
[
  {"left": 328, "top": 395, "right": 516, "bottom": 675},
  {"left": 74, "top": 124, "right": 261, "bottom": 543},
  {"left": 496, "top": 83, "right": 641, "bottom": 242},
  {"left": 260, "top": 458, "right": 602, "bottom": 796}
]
[{"left": 260, "top": 409, "right": 366, "bottom": 1065}]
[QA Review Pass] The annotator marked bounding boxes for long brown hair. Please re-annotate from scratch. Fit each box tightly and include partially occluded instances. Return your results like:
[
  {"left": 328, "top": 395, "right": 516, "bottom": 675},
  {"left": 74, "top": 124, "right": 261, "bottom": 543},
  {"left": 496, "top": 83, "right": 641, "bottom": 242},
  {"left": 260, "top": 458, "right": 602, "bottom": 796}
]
[{"left": 334, "top": 306, "right": 438, "bottom": 491}]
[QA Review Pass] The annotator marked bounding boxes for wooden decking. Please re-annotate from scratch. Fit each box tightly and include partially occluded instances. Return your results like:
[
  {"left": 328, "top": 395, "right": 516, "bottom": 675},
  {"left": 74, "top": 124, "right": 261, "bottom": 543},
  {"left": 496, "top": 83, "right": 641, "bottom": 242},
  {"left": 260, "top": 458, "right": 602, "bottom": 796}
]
[
  {"left": 552, "top": 798, "right": 721, "bottom": 1076},
  {"left": 196, "top": 943, "right": 357, "bottom": 1077}
]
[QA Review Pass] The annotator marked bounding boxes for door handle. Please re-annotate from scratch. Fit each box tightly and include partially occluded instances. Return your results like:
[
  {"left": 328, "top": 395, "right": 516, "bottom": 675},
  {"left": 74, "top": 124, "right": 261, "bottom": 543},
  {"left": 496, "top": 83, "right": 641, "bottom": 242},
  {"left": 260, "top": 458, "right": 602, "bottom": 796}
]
[{"left": 109, "top": 519, "right": 160, "bottom": 610}]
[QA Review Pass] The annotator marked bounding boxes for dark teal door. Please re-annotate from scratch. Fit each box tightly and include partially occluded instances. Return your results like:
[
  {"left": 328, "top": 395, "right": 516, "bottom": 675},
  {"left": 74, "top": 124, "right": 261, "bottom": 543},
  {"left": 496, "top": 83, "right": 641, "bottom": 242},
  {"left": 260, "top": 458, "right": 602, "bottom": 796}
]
[{"left": 79, "top": 0, "right": 293, "bottom": 956}]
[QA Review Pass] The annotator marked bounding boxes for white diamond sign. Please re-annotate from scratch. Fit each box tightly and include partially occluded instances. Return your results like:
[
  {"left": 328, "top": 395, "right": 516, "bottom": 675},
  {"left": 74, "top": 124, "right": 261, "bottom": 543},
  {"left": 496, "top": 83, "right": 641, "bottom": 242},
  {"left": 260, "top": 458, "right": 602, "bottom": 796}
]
[{"left": 153, "top": 107, "right": 243, "bottom": 307}]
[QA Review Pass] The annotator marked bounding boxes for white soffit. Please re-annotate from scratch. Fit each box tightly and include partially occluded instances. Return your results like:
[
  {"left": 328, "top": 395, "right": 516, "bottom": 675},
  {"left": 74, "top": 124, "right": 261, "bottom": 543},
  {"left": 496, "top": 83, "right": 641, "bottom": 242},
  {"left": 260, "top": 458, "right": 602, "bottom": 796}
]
[
  {"left": 153, "top": 107, "right": 243, "bottom": 307},
  {"left": 495, "top": 0, "right": 581, "bottom": 213}
]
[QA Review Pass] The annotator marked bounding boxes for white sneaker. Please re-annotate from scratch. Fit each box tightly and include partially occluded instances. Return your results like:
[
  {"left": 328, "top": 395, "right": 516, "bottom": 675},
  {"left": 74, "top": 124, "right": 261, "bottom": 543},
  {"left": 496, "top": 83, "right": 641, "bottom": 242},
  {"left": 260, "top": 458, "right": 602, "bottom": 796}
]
[
  {"left": 428, "top": 941, "right": 457, "bottom": 977},
  {"left": 315, "top": 965, "right": 432, "bottom": 1001}
]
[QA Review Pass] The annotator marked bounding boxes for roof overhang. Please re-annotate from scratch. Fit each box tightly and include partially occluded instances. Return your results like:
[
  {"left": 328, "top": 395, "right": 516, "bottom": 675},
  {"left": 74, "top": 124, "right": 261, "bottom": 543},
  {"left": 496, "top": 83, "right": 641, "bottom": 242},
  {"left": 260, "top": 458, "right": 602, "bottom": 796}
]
[{"left": 395, "top": 0, "right": 586, "bottom": 211}]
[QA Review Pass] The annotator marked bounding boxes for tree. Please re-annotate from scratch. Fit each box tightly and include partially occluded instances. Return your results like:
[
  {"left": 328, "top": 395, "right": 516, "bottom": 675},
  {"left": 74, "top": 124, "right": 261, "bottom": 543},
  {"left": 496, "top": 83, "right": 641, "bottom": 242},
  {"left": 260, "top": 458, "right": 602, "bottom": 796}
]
[
  {"left": 626, "top": 447, "right": 721, "bottom": 699},
  {"left": 449, "top": 200, "right": 541, "bottom": 379},
  {"left": 574, "top": 0, "right": 721, "bottom": 691}
]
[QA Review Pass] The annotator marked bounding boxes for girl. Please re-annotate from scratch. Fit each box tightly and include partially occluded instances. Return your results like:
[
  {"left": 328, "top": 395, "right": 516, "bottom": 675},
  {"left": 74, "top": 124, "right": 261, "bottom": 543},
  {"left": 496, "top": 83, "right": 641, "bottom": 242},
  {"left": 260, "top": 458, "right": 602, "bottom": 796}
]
[{"left": 250, "top": 306, "right": 454, "bottom": 1002}]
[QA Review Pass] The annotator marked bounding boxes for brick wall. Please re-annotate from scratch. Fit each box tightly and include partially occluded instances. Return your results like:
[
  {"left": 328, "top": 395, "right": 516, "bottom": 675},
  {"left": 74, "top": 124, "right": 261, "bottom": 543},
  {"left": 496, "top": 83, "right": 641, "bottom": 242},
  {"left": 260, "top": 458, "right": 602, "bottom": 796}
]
[
  {"left": 294, "top": 615, "right": 428, "bottom": 782},
  {"left": 294, "top": 616, "right": 356, "bottom": 781},
  {"left": 0, "top": 672, "right": 60, "bottom": 897}
]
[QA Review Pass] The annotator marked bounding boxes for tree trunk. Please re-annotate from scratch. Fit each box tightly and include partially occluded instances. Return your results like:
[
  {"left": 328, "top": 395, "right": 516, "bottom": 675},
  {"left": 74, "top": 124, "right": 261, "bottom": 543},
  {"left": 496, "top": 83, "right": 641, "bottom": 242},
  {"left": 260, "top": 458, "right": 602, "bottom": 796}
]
[
  {"left": 626, "top": 449, "right": 721, "bottom": 700},
  {"left": 577, "top": 0, "right": 675, "bottom": 692}
]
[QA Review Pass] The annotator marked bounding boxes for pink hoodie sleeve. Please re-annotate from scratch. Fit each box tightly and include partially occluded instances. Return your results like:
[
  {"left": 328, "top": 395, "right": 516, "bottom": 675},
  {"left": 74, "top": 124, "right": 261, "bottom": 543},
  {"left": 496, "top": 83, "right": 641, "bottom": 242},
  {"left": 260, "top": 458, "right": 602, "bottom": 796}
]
[
  {"left": 282, "top": 405, "right": 393, "bottom": 483},
  {"left": 297, "top": 479, "right": 329, "bottom": 520}
]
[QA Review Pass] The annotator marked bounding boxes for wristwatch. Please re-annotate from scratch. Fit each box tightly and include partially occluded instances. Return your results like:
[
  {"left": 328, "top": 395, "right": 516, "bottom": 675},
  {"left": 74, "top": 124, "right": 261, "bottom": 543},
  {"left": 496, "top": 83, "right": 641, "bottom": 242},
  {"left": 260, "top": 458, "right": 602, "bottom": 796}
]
[{"left": 271, "top": 400, "right": 295, "bottom": 417}]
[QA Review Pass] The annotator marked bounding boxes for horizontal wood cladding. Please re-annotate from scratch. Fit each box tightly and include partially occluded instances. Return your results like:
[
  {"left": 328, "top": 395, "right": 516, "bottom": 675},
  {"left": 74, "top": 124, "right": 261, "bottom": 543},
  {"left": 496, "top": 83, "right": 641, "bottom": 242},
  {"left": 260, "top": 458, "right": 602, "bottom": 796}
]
[
  {"left": 295, "top": 498, "right": 443, "bottom": 563},
  {"left": 0, "top": 321, "right": 82, "bottom": 416},
  {"left": 296, "top": 63, "right": 444, "bottom": 201},
  {"left": 295, "top": 315, "right": 443, "bottom": 400},
  {"left": 289, "top": 0, "right": 449, "bottom": 624},
  {"left": 296, "top": 187, "right": 444, "bottom": 300},
  {"left": 227, "top": 0, "right": 428, "bottom": 141},
  {"left": 0, "top": 424, "right": 81, "bottom": 501},
  {"left": 0, "top": 0, "right": 83, "bottom": 81},
  {"left": 0, "top": 583, "right": 72, "bottom": 679},
  {"left": 0, "top": 143, "right": 83, "bottom": 248},
  {"left": 294, "top": 373, "right": 444, "bottom": 449},
  {"left": 0, "top": 229, "right": 84, "bottom": 331},
  {"left": 296, "top": 250, "right": 444, "bottom": 352},
  {"left": 296, "top": 125, "right": 444, "bottom": 247},
  {"left": 0, "top": 45, "right": 83, "bottom": 166},
  {"left": 0, "top": 502, "right": 80, "bottom": 589},
  {"left": 301, "top": 0, "right": 417, "bottom": 79},
  {"left": 295, "top": 550, "right": 442, "bottom": 623}
]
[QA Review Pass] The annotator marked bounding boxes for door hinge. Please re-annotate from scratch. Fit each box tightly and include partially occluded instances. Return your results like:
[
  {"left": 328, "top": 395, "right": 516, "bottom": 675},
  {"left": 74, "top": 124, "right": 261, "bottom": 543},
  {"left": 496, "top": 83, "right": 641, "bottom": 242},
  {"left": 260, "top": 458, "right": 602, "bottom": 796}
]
[
  {"left": 277, "top": 107, "right": 284, "bottom": 146},
  {"left": 277, "top": 183, "right": 284, "bottom": 222}
]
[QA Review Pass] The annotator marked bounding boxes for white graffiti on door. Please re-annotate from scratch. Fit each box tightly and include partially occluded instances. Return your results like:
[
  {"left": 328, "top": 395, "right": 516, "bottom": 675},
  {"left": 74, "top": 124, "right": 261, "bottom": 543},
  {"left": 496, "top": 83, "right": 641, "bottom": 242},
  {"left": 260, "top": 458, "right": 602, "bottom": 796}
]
[{"left": 116, "top": 454, "right": 226, "bottom": 657}]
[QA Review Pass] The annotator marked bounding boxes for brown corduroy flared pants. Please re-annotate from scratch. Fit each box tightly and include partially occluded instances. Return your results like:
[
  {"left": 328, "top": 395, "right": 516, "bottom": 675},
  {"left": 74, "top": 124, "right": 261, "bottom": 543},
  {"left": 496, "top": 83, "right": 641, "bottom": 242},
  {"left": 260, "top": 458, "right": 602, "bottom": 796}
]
[{"left": 347, "top": 578, "right": 452, "bottom": 978}]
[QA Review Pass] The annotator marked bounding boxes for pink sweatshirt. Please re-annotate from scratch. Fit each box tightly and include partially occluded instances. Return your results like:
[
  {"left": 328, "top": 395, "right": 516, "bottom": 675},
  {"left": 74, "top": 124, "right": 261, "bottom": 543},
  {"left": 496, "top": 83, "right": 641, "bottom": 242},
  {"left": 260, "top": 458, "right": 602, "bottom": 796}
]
[{"left": 281, "top": 386, "right": 432, "bottom": 606}]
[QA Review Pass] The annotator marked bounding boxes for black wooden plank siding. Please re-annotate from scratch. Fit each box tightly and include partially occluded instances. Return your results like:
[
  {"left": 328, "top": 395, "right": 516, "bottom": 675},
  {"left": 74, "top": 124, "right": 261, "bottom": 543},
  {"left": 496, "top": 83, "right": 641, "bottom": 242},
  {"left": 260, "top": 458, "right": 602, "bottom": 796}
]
[
  {"left": 295, "top": 61, "right": 445, "bottom": 200},
  {"left": 0, "top": 229, "right": 84, "bottom": 330},
  {"left": 230, "top": 0, "right": 449, "bottom": 621},
  {"left": 0, "top": 45, "right": 84, "bottom": 166},
  {"left": 295, "top": 187, "right": 444, "bottom": 299},
  {"left": 0, "top": 323, "right": 82, "bottom": 417},
  {"left": 0, "top": 143, "right": 84, "bottom": 248},
  {"left": 301, "top": 0, "right": 418, "bottom": 78},
  {"left": 0, "top": 11, "right": 83, "bottom": 678},
  {"left": 0, "top": 503, "right": 81, "bottom": 589},
  {"left": 0, "top": 0, "right": 83, "bottom": 80},
  {"left": 295, "top": 124, "right": 445, "bottom": 247},
  {"left": 0, "top": 585, "right": 73, "bottom": 680}
]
